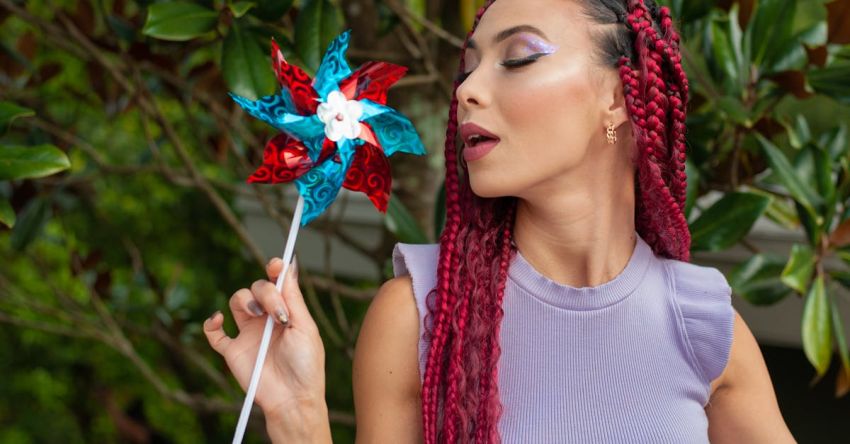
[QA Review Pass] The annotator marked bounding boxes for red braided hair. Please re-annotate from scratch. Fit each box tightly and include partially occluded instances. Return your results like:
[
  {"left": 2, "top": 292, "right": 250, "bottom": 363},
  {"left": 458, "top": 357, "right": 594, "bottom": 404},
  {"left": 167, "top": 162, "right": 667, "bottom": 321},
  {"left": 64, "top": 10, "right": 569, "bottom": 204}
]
[{"left": 421, "top": 1, "right": 692, "bottom": 441}]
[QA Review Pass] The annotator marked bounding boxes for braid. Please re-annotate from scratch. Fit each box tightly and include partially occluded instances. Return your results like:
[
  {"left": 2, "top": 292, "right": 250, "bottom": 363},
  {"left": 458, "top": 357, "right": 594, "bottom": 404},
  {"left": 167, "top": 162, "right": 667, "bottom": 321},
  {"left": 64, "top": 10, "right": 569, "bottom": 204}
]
[
  {"left": 658, "top": 6, "right": 690, "bottom": 211},
  {"left": 421, "top": 94, "right": 462, "bottom": 442},
  {"left": 621, "top": 0, "right": 691, "bottom": 260},
  {"left": 422, "top": 1, "right": 496, "bottom": 441}
]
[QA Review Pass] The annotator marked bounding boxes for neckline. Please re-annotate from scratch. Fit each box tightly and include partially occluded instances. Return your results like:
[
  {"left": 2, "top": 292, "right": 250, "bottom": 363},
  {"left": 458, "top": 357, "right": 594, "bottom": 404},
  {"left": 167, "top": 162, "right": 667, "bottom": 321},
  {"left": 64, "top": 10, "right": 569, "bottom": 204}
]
[{"left": 507, "top": 231, "right": 653, "bottom": 311}]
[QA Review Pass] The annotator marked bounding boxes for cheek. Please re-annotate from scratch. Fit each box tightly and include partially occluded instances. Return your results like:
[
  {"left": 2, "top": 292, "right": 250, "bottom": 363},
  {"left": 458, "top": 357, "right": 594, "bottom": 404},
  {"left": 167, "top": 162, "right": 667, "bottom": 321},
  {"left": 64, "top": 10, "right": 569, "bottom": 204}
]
[{"left": 499, "top": 63, "right": 599, "bottom": 162}]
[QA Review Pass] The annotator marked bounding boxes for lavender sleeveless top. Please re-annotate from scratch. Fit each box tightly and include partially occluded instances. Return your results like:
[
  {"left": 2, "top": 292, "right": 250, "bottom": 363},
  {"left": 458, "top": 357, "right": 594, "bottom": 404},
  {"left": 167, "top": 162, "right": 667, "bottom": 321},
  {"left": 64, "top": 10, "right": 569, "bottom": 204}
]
[{"left": 391, "top": 231, "right": 734, "bottom": 443}]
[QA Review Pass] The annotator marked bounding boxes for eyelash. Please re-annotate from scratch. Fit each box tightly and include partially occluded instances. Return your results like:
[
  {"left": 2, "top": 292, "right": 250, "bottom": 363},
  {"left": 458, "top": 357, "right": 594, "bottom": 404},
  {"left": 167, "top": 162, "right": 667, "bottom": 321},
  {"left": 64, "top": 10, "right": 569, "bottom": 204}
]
[{"left": 454, "top": 52, "right": 546, "bottom": 84}]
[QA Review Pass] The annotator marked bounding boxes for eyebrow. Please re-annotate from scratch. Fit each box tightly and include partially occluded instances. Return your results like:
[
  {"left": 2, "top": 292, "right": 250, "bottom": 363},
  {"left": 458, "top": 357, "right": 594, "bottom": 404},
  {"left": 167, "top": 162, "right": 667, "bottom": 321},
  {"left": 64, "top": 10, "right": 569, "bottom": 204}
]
[{"left": 467, "top": 24, "right": 549, "bottom": 50}]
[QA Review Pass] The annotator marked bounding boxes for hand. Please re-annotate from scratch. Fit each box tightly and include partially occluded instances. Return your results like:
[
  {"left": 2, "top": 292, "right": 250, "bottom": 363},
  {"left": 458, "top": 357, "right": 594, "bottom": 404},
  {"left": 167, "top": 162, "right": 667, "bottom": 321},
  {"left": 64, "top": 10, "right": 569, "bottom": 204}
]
[{"left": 204, "top": 256, "right": 327, "bottom": 419}]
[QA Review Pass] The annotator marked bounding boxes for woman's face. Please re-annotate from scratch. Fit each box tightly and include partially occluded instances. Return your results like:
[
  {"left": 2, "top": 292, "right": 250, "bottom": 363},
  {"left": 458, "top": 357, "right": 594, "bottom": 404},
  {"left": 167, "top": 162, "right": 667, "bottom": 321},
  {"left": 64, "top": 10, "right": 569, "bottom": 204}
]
[{"left": 456, "top": 0, "right": 627, "bottom": 199}]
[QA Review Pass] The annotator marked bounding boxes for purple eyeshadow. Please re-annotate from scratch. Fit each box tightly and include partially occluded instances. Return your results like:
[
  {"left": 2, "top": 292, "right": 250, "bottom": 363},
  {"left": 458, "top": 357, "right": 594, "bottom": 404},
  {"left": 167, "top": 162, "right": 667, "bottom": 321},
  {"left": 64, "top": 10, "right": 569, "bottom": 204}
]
[{"left": 517, "top": 36, "right": 558, "bottom": 55}]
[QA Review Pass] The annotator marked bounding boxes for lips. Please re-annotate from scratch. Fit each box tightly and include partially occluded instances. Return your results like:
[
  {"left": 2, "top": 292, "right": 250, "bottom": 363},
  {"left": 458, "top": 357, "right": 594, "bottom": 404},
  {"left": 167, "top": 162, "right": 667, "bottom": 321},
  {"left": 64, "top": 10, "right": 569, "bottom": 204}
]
[
  {"left": 460, "top": 122, "right": 500, "bottom": 162},
  {"left": 460, "top": 122, "right": 500, "bottom": 148}
]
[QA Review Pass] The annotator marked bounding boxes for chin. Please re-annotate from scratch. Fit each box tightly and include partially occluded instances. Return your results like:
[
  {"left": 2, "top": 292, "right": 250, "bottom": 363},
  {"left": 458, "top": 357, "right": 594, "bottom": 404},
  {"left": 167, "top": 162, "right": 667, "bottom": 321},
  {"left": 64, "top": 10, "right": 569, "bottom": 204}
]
[{"left": 469, "top": 173, "right": 514, "bottom": 198}]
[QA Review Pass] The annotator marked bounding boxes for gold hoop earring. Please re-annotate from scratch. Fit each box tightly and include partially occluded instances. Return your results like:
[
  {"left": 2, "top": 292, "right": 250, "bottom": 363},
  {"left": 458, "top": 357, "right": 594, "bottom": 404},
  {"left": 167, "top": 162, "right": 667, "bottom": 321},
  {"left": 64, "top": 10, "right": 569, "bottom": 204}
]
[{"left": 606, "top": 123, "right": 617, "bottom": 145}]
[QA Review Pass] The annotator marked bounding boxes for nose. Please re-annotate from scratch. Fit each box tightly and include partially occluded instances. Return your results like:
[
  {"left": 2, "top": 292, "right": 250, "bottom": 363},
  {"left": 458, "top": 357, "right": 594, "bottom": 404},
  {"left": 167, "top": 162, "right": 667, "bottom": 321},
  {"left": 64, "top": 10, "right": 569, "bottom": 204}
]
[{"left": 456, "top": 69, "right": 489, "bottom": 112}]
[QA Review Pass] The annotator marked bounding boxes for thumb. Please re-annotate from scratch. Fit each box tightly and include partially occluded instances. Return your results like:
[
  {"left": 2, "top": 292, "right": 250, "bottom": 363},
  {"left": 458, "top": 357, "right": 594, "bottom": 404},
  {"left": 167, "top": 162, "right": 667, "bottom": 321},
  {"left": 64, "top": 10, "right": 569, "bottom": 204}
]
[{"left": 203, "top": 311, "right": 232, "bottom": 355}]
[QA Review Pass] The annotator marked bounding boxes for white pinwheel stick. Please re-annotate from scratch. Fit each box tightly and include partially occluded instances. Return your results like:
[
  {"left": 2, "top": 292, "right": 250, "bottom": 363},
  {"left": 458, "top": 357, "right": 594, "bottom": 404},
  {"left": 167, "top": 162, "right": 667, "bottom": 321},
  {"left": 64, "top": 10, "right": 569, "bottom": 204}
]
[{"left": 232, "top": 194, "right": 305, "bottom": 444}]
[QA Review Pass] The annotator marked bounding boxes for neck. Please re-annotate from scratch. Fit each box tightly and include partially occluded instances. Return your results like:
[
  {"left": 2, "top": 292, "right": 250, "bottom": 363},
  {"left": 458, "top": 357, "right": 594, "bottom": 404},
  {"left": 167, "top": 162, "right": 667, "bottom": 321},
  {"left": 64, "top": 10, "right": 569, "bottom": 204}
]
[{"left": 512, "top": 174, "right": 637, "bottom": 288}]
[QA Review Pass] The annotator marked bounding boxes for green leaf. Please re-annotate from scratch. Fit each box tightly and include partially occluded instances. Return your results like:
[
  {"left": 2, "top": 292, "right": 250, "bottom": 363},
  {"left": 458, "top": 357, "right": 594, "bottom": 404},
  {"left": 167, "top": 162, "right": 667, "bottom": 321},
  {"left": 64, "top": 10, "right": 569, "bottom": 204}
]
[
  {"left": 813, "top": 146, "right": 837, "bottom": 228},
  {"left": 386, "top": 194, "right": 428, "bottom": 244},
  {"left": 0, "top": 101, "right": 35, "bottom": 134},
  {"left": 0, "top": 198, "right": 15, "bottom": 228},
  {"left": 802, "top": 274, "right": 833, "bottom": 378},
  {"left": 229, "top": 1, "right": 256, "bottom": 18},
  {"left": 689, "top": 192, "right": 772, "bottom": 251},
  {"left": 708, "top": 7, "right": 746, "bottom": 94},
  {"left": 143, "top": 2, "right": 219, "bottom": 41},
  {"left": 785, "top": 114, "right": 812, "bottom": 149},
  {"left": 780, "top": 243, "right": 815, "bottom": 294},
  {"left": 665, "top": 0, "right": 713, "bottom": 23},
  {"left": 819, "top": 124, "right": 848, "bottom": 162},
  {"left": 254, "top": 0, "right": 294, "bottom": 21},
  {"left": 10, "top": 197, "right": 50, "bottom": 251},
  {"left": 729, "top": 254, "right": 792, "bottom": 306},
  {"left": 715, "top": 96, "right": 752, "bottom": 127},
  {"left": 830, "top": 292, "right": 850, "bottom": 395},
  {"left": 809, "top": 62, "right": 850, "bottom": 105},
  {"left": 756, "top": 134, "right": 822, "bottom": 218},
  {"left": 754, "top": 187, "right": 798, "bottom": 230},
  {"left": 744, "top": 0, "right": 802, "bottom": 73},
  {"left": 0, "top": 145, "right": 71, "bottom": 181},
  {"left": 221, "top": 22, "right": 276, "bottom": 100},
  {"left": 293, "top": 0, "right": 343, "bottom": 72}
]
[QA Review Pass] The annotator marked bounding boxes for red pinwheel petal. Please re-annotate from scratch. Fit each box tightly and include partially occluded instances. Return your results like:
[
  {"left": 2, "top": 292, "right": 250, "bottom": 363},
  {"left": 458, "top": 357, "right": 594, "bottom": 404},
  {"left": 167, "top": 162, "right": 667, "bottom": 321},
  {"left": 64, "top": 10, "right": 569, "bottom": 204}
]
[
  {"left": 247, "top": 133, "right": 314, "bottom": 184},
  {"left": 343, "top": 143, "right": 391, "bottom": 212},
  {"left": 271, "top": 40, "right": 319, "bottom": 114},
  {"left": 338, "top": 61, "right": 408, "bottom": 104}
]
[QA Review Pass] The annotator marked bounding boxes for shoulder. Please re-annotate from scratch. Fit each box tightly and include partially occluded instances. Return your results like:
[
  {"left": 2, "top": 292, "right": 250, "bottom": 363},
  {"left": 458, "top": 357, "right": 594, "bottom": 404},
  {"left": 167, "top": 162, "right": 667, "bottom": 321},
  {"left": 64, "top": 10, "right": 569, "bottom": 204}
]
[
  {"left": 352, "top": 274, "right": 425, "bottom": 440},
  {"left": 662, "top": 258, "right": 736, "bottom": 389},
  {"left": 353, "top": 274, "right": 420, "bottom": 396}
]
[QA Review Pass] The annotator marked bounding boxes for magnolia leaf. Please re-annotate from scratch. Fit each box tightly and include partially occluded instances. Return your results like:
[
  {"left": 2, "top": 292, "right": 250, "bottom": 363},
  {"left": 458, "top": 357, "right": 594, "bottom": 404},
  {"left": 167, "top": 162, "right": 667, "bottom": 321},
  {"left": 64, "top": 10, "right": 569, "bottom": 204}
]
[
  {"left": 0, "top": 198, "right": 15, "bottom": 228},
  {"left": 780, "top": 243, "right": 815, "bottom": 294},
  {"left": 142, "top": 2, "right": 219, "bottom": 41},
  {"left": 0, "top": 144, "right": 71, "bottom": 181},
  {"left": 690, "top": 192, "right": 771, "bottom": 251},
  {"left": 802, "top": 274, "right": 833, "bottom": 378}
]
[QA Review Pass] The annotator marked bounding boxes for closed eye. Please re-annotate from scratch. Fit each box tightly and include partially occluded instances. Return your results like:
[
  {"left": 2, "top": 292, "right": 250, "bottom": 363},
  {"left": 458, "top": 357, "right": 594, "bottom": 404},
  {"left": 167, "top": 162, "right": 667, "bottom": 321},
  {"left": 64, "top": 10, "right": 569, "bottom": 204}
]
[{"left": 454, "top": 52, "right": 548, "bottom": 84}]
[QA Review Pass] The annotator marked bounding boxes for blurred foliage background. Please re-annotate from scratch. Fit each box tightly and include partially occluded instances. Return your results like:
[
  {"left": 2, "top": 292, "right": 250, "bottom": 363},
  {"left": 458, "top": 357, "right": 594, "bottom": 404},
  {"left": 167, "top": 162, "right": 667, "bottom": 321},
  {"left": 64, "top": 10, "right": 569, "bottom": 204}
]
[{"left": 1, "top": 0, "right": 849, "bottom": 442}]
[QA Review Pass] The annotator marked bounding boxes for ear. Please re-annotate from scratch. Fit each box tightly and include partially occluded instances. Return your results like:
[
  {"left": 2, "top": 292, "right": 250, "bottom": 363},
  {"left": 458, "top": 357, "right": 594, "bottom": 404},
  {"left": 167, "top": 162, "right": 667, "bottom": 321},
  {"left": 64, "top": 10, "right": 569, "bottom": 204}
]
[{"left": 601, "top": 71, "right": 629, "bottom": 128}]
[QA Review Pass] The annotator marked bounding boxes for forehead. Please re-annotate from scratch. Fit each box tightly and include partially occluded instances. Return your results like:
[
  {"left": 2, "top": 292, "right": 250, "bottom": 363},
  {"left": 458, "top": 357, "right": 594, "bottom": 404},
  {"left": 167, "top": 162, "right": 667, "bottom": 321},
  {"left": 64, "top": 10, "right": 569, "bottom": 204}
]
[{"left": 470, "top": 0, "right": 588, "bottom": 46}]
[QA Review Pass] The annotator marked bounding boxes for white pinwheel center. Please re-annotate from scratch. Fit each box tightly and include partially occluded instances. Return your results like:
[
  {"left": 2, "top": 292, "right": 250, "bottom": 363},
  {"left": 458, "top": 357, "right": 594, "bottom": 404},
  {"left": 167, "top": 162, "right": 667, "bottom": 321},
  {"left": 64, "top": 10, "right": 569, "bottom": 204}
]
[{"left": 316, "top": 90, "right": 363, "bottom": 142}]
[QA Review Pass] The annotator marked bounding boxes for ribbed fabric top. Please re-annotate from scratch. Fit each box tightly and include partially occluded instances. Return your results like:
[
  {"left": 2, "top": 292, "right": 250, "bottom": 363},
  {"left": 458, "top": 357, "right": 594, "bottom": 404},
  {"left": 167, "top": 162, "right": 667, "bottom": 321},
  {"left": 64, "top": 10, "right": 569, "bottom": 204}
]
[{"left": 392, "top": 231, "right": 735, "bottom": 443}]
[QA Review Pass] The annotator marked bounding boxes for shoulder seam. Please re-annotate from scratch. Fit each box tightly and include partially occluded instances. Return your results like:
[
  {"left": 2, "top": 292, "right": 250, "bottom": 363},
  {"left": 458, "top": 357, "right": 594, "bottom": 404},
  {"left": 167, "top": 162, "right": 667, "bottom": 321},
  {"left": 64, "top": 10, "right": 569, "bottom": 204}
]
[{"left": 665, "top": 259, "right": 711, "bottom": 387}]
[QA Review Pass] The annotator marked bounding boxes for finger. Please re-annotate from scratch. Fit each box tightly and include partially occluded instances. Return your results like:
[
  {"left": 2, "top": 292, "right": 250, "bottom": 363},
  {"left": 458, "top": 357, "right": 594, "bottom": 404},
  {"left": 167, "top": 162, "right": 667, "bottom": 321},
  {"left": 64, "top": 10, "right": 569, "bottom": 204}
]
[
  {"left": 280, "top": 255, "right": 311, "bottom": 325},
  {"left": 203, "top": 311, "right": 232, "bottom": 355},
  {"left": 251, "top": 278, "right": 290, "bottom": 327},
  {"left": 229, "top": 288, "right": 265, "bottom": 329},
  {"left": 266, "top": 257, "right": 283, "bottom": 282}
]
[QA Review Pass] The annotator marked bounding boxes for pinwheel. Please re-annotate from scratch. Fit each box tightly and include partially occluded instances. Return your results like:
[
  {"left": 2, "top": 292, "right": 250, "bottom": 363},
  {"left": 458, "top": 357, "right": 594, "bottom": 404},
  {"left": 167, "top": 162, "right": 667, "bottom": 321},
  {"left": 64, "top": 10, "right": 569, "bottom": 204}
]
[
  {"left": 227, "top": 29, "right": 425, "bottom": 443},
  {"left": 229, "top": 29, "right": 426, "bottom": 224}
]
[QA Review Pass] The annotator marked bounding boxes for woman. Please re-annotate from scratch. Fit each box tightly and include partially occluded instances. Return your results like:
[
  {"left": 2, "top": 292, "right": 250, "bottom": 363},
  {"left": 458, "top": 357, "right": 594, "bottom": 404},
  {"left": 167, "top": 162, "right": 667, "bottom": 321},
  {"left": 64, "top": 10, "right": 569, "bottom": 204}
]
[{"left": 204, "top": 0, "right": 796, "bottom": 442}]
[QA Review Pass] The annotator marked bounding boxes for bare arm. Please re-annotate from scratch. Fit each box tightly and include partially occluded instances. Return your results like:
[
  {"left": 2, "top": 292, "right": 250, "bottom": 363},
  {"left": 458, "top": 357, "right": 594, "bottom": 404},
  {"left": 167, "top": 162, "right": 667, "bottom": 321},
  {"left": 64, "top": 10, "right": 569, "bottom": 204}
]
[
  {"left": 706, "top": 310, "right": 796, "bottom": 443},
  {"left": 352, "top": 275, "right": 424, "bottom": 443}
]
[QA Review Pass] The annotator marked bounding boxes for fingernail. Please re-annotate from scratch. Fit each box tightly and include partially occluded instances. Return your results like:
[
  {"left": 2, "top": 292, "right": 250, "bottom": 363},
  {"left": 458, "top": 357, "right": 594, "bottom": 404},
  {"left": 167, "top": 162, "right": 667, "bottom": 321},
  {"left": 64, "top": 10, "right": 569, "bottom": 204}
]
[
  {"left": 207, "top": 310, "right": 220, "bottom": 321},
  {"left": 275, "top": 307, "right": 289, "bottom": 325},
  {"left": 247, "top": 300, "right": 264, "bottom": 316}
]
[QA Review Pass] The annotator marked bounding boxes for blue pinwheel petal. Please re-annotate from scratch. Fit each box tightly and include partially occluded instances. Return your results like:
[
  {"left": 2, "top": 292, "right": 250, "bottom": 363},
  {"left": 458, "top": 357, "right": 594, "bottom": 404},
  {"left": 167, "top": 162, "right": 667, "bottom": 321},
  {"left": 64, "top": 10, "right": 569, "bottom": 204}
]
[
  {"left": 302, "top": 135, "right": 326, "bottom": 163},
  {"left": 313, "top": 30, "right": 353, "bottom": 100},
  {"left": 278, "top": 113, "right": 325, "bottom": 142},
  {"left": 364, "top": 108, "right": 426, "bottom": 157},
  {"left": 229, "top": 91, "right": 299, "bottom": 129},
  {"left": 359, "top": 99, "right": 394, "bottom": 120},
  {"left": 295, "top": 143, "right": 356, "bottom": 225}
]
